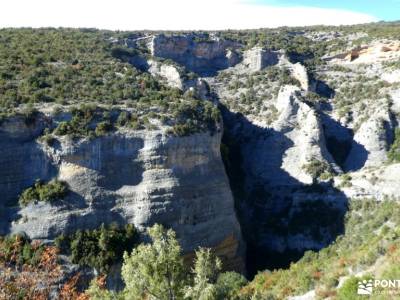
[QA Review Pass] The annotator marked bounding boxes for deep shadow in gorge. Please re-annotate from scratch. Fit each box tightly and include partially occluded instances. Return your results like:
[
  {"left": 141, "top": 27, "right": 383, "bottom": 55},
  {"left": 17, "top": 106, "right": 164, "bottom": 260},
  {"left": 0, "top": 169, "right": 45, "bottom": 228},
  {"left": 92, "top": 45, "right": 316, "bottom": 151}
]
[{"left": 218, "top": 104, "right": 349, "bottom": 279}]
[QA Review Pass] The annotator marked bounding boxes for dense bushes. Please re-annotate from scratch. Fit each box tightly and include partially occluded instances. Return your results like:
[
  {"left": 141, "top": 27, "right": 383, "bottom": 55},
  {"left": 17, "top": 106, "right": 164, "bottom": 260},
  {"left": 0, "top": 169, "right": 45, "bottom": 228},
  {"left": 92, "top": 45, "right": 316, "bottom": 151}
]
[
  {"left": 218, "top": 22, "right": 400, "bottom": 57},
  {"left": 0, "top": 234, "right": 45, "bottom": 267},
  {"left": 243, "top": 199, "right": 400, "bottom": 299},
  {"left": 0, "top": 29, "right": 220, "bottom": 137},
  {"left": 49, "top": 99, "right": 220, "bottom": 139},
  {"left": 302, "top": 158, "right": 332, "bottom": 180},
  {"left": 5, "top": 198, "right": 399, "bottom": 299},
  {"left": 53, "top": 104, "right": 120, "bottom": 138},
  {"left": 333, "top": 79, "right": 388, "bottom": 119},
  {"left": 265, "top": 66, "right": 301, "bottom": 87},
  {"left": 219, "top": 65, "right": 301, "bottom": 117},
  {"left": 0, "top": 28, "right": 149, "bottom": 110},
  {"left": 55, "top": 223, "right": 138, "bottom": 273},
  {"left": 336, "top": 275, "right": 372, "bottom": 300},
  {"left": 85, "top": 224, "right": 247, "bottom": 300},
  {"left": 0, "top": 236, "right": 86, "bottom": 299},
  {"left": 79, "top": 199, "right": 400, "bottom": 300},
  {"left": 169, "top": 100, "right": 220, "bottom": 136},
  {"left": 215, "top": 272, "right": 248, "bottom": 300},
  {"left": 19, "top": 179, "right": 68, "bottom": 207}
]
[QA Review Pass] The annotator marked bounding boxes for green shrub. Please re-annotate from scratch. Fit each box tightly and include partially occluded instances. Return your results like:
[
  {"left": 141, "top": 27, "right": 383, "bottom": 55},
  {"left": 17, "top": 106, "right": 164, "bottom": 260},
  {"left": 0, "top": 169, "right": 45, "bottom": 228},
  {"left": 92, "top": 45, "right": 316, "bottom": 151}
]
[
  {"left": 215, "top": 272, "right": 248, "bottom": 300},
  {"left": 21, "top": 105, "right": 38, "bottom": 125},
  {"left": 56, "top": 223, "right": 138, "bottom": 273},
  {"left": 243, "top": 199, "right": 400, "bottom": 299},
  {"left": 170, "top": 100, "right": 220, "bottom": 136},
  {"left": 388, "top": 128, "right": 400, "bottom": 163},
  {"left": 40, "top": 128, "right": 57, "bottom": 146},
  {"left": 0, "top": 29, "right": 219, "bottom": 136},
  {"left": 53, "top": 105, "right": 104, "bottom": 138},
  {"left": 0, "top": 234, "right": 44, "bottom": 267},
  {"left": 54, "top": 121, "right": 71, "bottom": 136},
  {"left": 87, "top": 224, "right": 230, "bottom": 300},
  {"left": 95, "top": 121, "right": 113, "bottom": 136},
  {"left": 302, "top": 159, "right": 331, "bottom": 179},
  {"left": 19, "top": 179, "right": 68, "bottom": 207},
  {"left": 337, "top": 275, "right": 372, "bottom": 300},
  {"left": 269, "top": 67, "right": 301, "bottom": 87},
  {"left": 116, "top": 111, "right": 130, "bottom": 127},
  {"left": 339, "top": 173, "right": 353, "bottom": 188}
]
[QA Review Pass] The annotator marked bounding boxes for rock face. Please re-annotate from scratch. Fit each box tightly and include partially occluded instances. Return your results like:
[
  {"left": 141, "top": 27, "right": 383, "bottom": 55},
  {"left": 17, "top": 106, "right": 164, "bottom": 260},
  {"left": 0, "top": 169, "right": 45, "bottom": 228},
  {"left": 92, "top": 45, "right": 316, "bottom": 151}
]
[
  {"left": 146, "top": 59, "right": 210, "bottom": 98},
  {"left": 0, "top": 116, "right": 57, "bottom": 232},
  {"left": 290, "top": 63, "right": 310, "bottom": 91},
  {"left": 241, "top": 47, "right": 279, "bottom": 72},
  {"left": 345, "top": 108, "right": 396, "bottom": 170},
  {"left": 0, "top": 120, "right": 245, "bottom": 272},
  {"left": 381, "top": 69, "right": 400, "bottom": 83},
  {"left": 0, "top": 116, "right": 56, "bottom": 205},
  {"left": 275, "top": 54, "right": 311, "bottom": 91},
  {"left": 128, "top": 32, "right": 400, "bottom": 278},
  {"left": 3, "top": 30, "right": 400, "bottom": 287},
  {"left": 147, "top": 60, "right": 185, "bottom": 89},
  {"left": 149, "top": 34, "right": 241, "bottom": 76},
  {"left": 238, "top": 85, "right": 340, "bottom": 189},
  {"left": 270, "top": 86, "right": 340, "bottom": 184},
  {"left": 220, "top": 85, "right": 346, "bottom": 273},
  {"left": 330, "top": 41, "right": 400, "bottom": 64},
  {"left": 337, "top": 164, "right": 400, "bottom": 200}
]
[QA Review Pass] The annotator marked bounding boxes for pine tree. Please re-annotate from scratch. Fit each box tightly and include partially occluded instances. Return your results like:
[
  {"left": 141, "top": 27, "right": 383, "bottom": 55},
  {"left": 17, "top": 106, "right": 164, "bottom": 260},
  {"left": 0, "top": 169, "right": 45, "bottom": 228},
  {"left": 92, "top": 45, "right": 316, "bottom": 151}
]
[
  {"left": 121, "top": 224, "right": 185, "bottom": 300},
  {"left": 184, "top": 248, "right": 221, "bottom": 300}
]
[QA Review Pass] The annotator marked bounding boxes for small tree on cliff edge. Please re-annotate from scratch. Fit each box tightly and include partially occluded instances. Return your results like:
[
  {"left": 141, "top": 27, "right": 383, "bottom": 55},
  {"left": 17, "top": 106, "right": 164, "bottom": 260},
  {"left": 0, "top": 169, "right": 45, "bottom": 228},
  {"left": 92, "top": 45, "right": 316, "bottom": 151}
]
[
  {"left": 87, "top": 224, "right": 227, "bottom": 300},
  {"left": 184, "top": 248, "right": 222, "bottom": 300},
  {"left": 121, "top": 224, "right": 186, "bottom": 300}
]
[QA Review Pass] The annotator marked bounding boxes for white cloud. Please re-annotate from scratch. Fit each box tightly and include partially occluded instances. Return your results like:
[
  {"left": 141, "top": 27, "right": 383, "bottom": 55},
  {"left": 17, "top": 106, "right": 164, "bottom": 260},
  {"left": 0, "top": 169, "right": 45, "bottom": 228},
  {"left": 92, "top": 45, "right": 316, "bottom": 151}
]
[{"left": 0, "top": 0, "right": 378, "bottom": 30}]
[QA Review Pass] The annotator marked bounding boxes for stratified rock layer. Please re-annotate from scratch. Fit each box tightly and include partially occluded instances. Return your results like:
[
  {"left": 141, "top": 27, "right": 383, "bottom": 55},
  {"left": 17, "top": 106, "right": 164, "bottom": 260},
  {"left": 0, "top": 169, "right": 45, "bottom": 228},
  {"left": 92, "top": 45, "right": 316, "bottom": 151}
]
[
  {"left": 149, "top": 34, "right": 241, "bottom": 76},
  {"left": 0, "top": 119, "right": 244, "bottom": 272}
]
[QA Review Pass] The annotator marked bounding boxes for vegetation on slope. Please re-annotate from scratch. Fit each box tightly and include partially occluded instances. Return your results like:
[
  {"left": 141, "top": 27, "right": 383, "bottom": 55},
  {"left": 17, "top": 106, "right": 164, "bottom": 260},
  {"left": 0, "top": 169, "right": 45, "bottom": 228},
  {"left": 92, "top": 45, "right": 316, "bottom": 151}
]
[
  {"left": 0, "top": 236, "right": 88, "bottom": 299},
  {"left": 85, "top": 224, "right": 248, "bottom": 300},
  {"left": 0, "top": 234, "right": 45, "bottom": 267},
  {"left": 55, "top": 223, "right": 138, "bottom": 273},
  {"left": 217, "top": 66, "right": 300, "bottom": 119},
  {"left": 302, "top": 158, "right": 333, "bottom": 180},
  {"left": 217, "top": 21, "right": 400, "bottom": 50},
  {"left": 242, "top": 199, "right": 400, "bottom": 299},
  {"left": 18, "top": 179, "right": 68, "bottom": 207},
  {"left": 0, "top": 28, "right": 142, "bottom": 110},
  {"left": 2, "top": 198, "right": 400, "bottom": 299},
  {"left": 0, "top": 28, "right": 220, "bottom": 136},
  {"left": 388, "top": 128, "right": 400, "bottom": 163},
  {"left": 2, "top": 23, "right": 400, "bottom": 299},
  {"left": 78, "top": 198, "right": 400, "bottom": 299}
]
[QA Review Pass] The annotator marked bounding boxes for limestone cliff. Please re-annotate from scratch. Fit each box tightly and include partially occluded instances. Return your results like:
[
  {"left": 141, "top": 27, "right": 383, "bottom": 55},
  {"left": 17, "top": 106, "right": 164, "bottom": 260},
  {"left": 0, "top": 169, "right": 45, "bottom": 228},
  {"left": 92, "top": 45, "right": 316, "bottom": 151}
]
[
  {"left": 149, "top": 34, "right": 241, "bottom": 76},
  {"left": 2, "top": 29, "right": 400, "bottom": 286},
  {"left": 240, "top": 47, "right": 280, "bottom": 72},
  {"left": 0, "top": 117, "right": 244, "bottom": 272},
  {"left": 219, "top": 85, "right": 346, "bottom": 260}
]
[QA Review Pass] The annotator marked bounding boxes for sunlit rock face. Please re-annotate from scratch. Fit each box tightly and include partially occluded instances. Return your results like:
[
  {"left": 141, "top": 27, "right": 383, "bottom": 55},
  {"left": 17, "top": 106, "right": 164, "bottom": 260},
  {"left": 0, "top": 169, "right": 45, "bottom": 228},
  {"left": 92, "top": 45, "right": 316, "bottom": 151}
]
[
  {"left": 0, "top": 118, "right": 245, "bottom": 272},
  {"left": 149, "top": 34, "right": 242, "bottom": 76}
]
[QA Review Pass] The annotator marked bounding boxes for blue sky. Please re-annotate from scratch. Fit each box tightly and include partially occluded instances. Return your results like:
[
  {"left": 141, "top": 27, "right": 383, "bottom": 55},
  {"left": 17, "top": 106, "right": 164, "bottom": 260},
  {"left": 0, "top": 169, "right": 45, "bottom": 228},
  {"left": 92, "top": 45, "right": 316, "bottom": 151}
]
[
  {"left": 0, "top": 0, "right": 397, "bottom": 30},
  {"left": 257, "top": 0, "right": 400, "bottom": 21}
]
